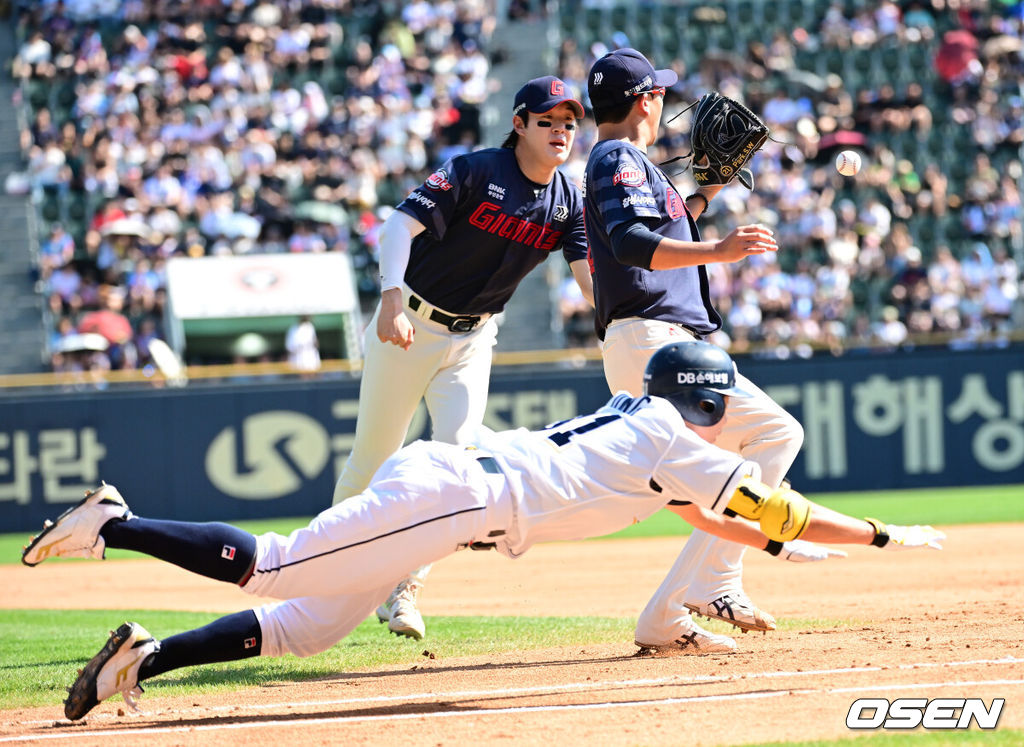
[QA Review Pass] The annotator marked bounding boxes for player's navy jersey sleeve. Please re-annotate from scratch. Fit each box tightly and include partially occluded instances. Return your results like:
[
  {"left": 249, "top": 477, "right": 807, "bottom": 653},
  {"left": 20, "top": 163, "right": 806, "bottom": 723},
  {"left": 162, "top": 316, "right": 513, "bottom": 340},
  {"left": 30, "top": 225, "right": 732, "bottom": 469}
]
[
  {"left": 586, "top": 145, "right": 663, "bottom": 235},
  {"left": 396, "top": 148, "right": 585, "bottom": 314},
  {"left": 396, "top": 155, "right": 467, "bottom": 241},
  {"left": 583, "top": 140, "right": 721, "bottom": 334}
]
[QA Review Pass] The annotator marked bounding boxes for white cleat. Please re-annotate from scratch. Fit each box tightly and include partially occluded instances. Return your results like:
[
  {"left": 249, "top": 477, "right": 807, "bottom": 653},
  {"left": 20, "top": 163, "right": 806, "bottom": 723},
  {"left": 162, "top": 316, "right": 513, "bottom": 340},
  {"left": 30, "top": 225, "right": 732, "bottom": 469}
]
[
  {"left": 22, "top": 484, "right": 132, "bottom": 566},
  {"left": 64, "top": 621, "right": 160, "bottom": 720},
  {"left": 685, "top": 591, "right": 776, "bottom": 633},
  {"left": 635, "top": 618, "right": 736, "bottom": 655},
  {"left": 384, "top": 578, "right": 426, "bottom": 640}
]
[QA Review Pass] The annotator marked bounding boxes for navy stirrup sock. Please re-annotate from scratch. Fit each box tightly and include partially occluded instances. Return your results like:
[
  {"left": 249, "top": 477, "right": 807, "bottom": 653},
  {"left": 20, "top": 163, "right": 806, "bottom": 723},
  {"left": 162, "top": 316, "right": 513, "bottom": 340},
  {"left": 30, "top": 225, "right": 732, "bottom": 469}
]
[
  {"left": 100, "top": 517, "right": 257, "bottom": 584},
  {"left": 139, "top": 610, "right": 262, "bottom": 680}
]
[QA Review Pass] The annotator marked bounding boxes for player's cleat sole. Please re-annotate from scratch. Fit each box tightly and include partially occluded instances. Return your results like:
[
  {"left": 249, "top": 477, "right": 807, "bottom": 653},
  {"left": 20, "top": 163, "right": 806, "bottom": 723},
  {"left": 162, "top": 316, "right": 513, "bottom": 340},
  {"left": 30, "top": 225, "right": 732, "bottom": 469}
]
[
  {"left": 634, "top": 629, "right": 736, "bottom": 655},
  {"left": 634, "top": 613, "right": 737, "bottom": 655},
  {"left": 375, "top": 603, "right": 391, "bottom": 624},
  {"left": 388, "top": 623, "right": 424, "bottom": 640},
  {"left": 388, "top": 595, "right": 426, "bottom": 639},
  {"left": 685, "top": 593, "right": 776, "bottom": 633},
  {"left": 22, "top": 484, "right": 132, "bottom": 566},
  {"left": 65, "top": 622, "right": 160, "bottom": 721}
]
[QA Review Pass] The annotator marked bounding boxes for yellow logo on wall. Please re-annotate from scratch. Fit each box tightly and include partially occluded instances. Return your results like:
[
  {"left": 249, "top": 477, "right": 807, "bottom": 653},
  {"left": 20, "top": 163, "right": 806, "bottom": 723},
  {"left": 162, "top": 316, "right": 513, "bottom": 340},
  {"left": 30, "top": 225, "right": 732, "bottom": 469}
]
[{"left": 205, "top": 412, "right": 329, "bottom": 499}]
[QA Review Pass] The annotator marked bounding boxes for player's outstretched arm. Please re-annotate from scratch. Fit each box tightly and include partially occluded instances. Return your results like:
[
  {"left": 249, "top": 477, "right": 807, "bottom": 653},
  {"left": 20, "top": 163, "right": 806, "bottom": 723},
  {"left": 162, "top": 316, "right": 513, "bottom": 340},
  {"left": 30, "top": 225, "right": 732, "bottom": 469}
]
[
  {"left": 724, "top": 477, "right": 946, "bottom": 550},
  {"left": 802, "top": 503, "right": 946, "bottom": 551},
  {"left": 648, "top": 224, "right": 778, "bottom": 270},
  {"left": 667, "top": 503, "right": 847, "bottom": 562}
]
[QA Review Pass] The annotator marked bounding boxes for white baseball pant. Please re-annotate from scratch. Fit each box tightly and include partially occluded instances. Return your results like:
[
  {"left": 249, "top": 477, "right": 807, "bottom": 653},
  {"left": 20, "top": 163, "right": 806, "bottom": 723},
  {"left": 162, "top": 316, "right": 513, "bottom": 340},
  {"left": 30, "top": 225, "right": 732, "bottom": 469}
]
[
  {"left": 600, "top": 318, "right": 803, "bottom": 645},
  {"left": 333, "top": 286, "right": 499, "bottom": 504},
  {"left": 249, "top": 441, "right": 511, "bottom": 657}
]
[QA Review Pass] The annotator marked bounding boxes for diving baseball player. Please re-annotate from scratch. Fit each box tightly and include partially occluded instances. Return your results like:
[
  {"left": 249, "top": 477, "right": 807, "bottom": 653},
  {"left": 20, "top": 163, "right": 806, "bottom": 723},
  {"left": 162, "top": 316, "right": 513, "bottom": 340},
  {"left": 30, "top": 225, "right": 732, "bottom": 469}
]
[
  {"left": 583, "top": 48, "right": 803, "bottom": 651},
  {"left": 333, "top": 76, "right": 592, "bottom": 639},
  {"left": 22, "top": 341, "right": 945, "bottom": 721}
]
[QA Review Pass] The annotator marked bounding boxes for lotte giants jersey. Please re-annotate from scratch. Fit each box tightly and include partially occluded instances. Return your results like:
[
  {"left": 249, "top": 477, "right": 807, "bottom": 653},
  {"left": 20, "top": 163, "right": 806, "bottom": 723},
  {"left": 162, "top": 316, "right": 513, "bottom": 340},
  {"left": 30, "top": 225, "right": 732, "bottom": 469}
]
[
  {"left": 476, "top": 393, "right": 759, "bottom": 557},
  {"left": 584, "top": 139, "right": 721, "bottom": 335},
  {"left": 396, "top": 147, "right": 587, "bottom": 315}
]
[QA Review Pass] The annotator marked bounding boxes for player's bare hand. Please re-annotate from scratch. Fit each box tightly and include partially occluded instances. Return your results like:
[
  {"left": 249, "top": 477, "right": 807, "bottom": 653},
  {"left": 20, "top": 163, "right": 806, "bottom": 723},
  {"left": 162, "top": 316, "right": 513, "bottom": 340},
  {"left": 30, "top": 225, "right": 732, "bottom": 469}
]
[
  {"left": 715, "top": 224, "right": 778, "bottom": 263},
  {"left": 378, "top": 290, "right": 415, "bottom": 350}
]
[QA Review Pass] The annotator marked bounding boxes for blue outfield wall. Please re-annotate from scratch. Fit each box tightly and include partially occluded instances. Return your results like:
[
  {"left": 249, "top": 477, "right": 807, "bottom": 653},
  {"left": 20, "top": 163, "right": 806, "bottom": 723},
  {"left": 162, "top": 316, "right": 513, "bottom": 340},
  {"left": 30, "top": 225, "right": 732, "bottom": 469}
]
[{"left": 1, "top": 346, "right": 1022, "bottom": 532}]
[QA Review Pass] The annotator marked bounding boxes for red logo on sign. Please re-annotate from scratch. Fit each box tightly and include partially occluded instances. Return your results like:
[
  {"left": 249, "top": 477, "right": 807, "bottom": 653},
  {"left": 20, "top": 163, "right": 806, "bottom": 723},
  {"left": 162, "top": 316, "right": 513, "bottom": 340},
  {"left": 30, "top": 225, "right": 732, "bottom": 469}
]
[{"left": 551, "top": 79, "right": 564, "bottom": 96}]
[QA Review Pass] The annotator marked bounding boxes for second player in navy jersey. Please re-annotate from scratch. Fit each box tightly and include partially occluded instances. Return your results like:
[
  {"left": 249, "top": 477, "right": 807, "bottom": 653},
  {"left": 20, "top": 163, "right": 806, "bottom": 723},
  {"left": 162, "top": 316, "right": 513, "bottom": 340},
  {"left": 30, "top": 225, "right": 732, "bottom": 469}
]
[
  {"left": 585, "top": 138, "right": 721, "bottom": 336},
  {"left": 397, "top": 145, "right": 586, "bottom": 315},
  {"left": 331, "top": 76, "right": 593, "bottom": 640},
  {"left": 584, "top": 48, "right": 806, "bottom": 653}
]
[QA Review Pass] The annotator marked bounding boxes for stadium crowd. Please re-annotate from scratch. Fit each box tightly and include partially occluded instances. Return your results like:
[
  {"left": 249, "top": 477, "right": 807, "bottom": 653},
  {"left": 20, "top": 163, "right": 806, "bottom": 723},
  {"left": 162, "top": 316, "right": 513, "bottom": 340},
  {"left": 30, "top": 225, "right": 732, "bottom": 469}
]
[
  {"left": 555, "top": 0, "right": 1023, "bottom": 355},
  {"left": 8, "top": 0, "right": 1023, "bottom": 373}
]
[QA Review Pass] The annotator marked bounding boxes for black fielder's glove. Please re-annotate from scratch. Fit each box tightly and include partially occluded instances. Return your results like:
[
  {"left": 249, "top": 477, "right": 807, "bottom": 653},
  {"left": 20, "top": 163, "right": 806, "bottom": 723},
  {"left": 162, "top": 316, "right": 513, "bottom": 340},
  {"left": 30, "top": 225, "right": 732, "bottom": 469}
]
[{"left": 689, "top": 91, "right": 768, "bottom": 190}]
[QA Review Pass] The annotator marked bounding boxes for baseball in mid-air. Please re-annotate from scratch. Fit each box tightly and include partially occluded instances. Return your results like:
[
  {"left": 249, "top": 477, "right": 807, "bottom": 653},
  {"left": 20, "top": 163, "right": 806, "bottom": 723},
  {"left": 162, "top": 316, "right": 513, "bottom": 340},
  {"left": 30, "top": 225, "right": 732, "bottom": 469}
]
[{"left": 835, "top": 150, "right": 862, "bottom": 176}]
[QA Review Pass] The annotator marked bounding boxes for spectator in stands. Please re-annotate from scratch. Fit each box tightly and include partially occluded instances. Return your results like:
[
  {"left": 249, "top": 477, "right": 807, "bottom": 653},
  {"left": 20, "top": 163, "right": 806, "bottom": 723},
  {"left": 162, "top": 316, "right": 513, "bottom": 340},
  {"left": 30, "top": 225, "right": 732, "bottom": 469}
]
[{"left": 38, "top": 222, "right": 75, "bottom": 279}]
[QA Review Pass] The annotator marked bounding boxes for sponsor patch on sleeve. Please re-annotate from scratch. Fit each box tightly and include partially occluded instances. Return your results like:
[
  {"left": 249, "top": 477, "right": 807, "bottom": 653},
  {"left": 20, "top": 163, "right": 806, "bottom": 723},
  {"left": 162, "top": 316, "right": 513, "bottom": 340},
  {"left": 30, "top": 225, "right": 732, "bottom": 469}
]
[
  {"left": 425, "top": 168, "right": 454, "bottom": 191},
  {"left": 612, "top": 163, "right": 646, "bottom": 188}
]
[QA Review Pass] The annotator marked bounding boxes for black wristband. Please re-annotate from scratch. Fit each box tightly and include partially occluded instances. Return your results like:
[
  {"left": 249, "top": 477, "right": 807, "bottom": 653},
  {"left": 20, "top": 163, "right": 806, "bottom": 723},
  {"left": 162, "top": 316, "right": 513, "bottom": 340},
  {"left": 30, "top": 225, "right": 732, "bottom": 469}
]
[
  {"left": 686, "top": 192, "right": 709, "bottom": 213},
  {"left": 763, "top": 539, "right": 783, "bottom": 556},
  {"left": 864, "top": 517, "right": 889, "bottom": 548}
]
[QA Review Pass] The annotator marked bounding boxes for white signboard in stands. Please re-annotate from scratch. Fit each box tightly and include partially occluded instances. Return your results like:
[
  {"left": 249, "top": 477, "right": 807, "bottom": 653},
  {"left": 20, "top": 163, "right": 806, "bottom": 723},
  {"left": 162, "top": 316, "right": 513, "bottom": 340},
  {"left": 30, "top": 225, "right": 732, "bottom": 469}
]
[
  {"left": 164, "top": 253, "right": 361, "bottom": 361},
  {"left": 166, "top": 253, "right": 357, "bottom": 319}
]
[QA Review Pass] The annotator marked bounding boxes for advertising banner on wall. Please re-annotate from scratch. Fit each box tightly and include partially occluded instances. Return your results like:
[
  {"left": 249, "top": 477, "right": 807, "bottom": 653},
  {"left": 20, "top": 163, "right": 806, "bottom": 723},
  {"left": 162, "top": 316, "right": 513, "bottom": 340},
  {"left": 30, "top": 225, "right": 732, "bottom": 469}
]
[{"left": 1, "top": 347, "right": 1021, "bottom": 532}]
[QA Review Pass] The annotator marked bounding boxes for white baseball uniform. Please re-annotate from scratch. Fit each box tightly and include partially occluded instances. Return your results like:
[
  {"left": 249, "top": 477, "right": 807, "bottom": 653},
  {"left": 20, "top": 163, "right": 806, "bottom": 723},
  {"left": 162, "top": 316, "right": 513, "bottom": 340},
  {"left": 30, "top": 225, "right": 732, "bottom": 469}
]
[
  {"left": 245, "top": 393, "right": 758, "bottom": 658},
  {"left": 602, "top": 318, "right": 803, "bottom": 644}
]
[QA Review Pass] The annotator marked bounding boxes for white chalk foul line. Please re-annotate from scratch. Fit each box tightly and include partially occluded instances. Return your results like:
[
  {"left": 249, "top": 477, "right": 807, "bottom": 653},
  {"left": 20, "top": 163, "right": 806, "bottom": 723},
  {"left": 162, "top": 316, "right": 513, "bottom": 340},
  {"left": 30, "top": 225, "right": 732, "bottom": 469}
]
[
  {"left": 3, "top": 656, "right": 1022, "bottom": 742},
  {"left": 3, "top": 676, "right": 1023, "bottom": 743},
  {"left": 19, "top": 653, "right": 1022, "bottom": 727}
]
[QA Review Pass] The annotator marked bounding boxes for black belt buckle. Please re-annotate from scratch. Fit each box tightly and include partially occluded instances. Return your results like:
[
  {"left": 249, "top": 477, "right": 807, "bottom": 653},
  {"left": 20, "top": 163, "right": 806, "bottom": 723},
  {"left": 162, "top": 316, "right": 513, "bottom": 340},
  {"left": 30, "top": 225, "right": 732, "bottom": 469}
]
[{"left": 449, "top": 316, "right": 479, "bottom": 332}]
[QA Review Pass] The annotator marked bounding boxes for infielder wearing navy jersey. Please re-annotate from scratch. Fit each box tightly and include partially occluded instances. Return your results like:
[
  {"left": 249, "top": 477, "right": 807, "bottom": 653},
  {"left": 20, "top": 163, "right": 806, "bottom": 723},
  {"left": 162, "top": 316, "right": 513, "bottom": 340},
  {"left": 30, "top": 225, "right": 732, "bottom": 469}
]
[
  {"left": 584, "top": 48, "right": 805, "bottom": 653},
  {"left": 332, "top": 76, "right": 592, "bottom": 640},
  {"left": 22, "top": 341, "right": 943, "bottom": 721}
]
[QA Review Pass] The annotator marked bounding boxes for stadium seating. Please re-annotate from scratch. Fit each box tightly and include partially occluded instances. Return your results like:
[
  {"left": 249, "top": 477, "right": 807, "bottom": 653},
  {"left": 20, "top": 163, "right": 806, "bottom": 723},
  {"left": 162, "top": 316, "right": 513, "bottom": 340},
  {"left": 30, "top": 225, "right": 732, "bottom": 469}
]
[{"left": 8, "top": 0, "right": 1023, "bottom": 372}]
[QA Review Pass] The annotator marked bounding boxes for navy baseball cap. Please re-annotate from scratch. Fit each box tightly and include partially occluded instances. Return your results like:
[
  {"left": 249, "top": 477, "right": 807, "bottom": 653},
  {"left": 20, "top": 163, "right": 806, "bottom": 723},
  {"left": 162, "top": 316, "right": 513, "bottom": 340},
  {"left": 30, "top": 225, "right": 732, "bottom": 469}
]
[
  {"left": 588, "top": 48, "right": 678, "bottom": 110},
  {"left": 513, "top": 76, "right": 585, "bottom": 119}
]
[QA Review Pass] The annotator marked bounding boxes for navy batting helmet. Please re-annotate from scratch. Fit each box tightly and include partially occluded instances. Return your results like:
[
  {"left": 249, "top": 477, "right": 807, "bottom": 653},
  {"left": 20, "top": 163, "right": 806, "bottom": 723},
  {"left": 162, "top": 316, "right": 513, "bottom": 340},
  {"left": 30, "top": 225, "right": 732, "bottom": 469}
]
[{"left": 643, "top": 341, "right": 747, "bottom": 426}]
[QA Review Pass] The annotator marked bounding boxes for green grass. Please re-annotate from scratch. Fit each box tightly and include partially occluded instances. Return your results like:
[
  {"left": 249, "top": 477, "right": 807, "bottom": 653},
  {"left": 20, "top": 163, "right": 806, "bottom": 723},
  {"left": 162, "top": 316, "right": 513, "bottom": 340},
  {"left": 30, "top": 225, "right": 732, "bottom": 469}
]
[
  {"left": 3, "top": 484, "right": 1021, "bottom": 563},
  {"left": 3, "top": 484, "right": 1021, "bottom": 735},
  {"left": 749, "top": 732, "right": 1024, "bottom": 746},
  {"left": 0, "top": 609, "right": 639, "bottom": 709},
  {"left": 0, "top": 609, "right": 851, "bottom": 710}
]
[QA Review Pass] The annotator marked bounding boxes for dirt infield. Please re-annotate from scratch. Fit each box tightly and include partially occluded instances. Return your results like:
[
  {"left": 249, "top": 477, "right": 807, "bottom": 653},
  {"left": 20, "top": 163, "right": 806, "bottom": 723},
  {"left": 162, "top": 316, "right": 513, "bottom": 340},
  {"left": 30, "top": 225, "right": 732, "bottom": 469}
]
[{"left": 3, "top": 523, "right": 1023, "bottom": 745}]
